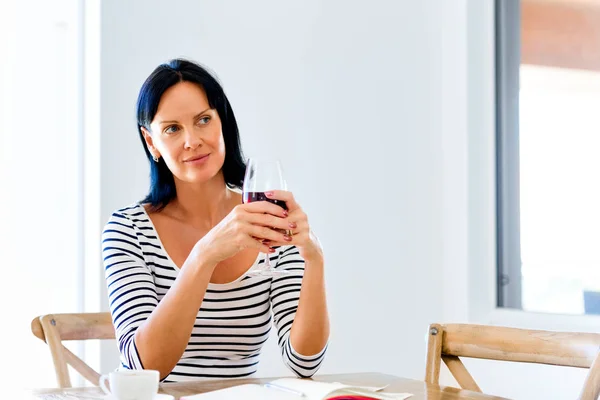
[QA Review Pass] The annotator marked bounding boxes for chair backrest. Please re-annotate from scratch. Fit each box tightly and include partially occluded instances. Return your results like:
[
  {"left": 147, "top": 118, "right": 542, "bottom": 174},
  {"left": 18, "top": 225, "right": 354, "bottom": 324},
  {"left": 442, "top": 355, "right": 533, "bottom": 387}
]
[
  {"left": 31, "top": 312, "right": 116, "bottom": 388},
  {"left": 425, "top": 323, "right": 600, "bottom": 400}
]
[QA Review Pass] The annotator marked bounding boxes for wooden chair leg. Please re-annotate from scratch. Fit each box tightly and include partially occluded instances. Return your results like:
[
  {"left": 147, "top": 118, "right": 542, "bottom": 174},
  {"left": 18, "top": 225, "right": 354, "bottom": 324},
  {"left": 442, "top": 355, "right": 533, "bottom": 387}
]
[
  {"left": 39, "top": 315, "right": 72, "bottom": 388},
  {"left": 580, "top": 350, "right": 600, "bottom": 400},
  {"left": 442, "top": 355, "right": 481, "bottom": 393}
]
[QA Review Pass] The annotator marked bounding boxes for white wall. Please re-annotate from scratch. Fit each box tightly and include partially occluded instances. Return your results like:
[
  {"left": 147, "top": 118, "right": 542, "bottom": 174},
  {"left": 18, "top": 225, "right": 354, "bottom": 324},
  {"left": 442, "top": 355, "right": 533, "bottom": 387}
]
[{"left": 98, "top": 0, "right": 445, "bottom": 380}]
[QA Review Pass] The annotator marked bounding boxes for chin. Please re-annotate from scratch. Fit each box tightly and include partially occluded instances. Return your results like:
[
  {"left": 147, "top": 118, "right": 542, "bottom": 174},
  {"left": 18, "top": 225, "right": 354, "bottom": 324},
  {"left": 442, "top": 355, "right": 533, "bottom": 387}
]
[
  {"left": 183, "top": 169, "right": 224, "bottom": 185},
  {"left": 174, "top": 157, "right": 225, "bottom": 184}
]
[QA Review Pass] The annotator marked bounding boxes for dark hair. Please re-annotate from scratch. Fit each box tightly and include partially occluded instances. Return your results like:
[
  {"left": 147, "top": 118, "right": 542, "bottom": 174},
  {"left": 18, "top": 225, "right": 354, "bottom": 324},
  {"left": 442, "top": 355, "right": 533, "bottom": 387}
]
[{"left": 136, "top": 58, "right": 246, "bottom": 211}]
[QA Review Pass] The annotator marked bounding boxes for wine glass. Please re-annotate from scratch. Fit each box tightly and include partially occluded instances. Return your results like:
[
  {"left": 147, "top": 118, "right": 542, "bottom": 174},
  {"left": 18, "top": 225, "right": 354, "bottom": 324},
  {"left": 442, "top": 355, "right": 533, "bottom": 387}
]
[{"left": 242, "top": 158, "right": 292, "bottom": 277}]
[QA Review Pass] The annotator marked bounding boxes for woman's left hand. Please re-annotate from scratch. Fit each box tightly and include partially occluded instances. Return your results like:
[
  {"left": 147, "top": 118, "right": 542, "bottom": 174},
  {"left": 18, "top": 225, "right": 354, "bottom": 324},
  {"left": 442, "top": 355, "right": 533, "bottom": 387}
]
[{"left": 265, "top": 190, "right": 323, "bottom": 262}]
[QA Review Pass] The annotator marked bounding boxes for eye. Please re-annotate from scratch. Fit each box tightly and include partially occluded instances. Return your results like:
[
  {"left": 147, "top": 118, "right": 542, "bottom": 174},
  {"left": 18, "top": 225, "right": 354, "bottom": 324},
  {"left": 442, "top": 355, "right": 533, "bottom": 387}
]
[
  {"left": 164, "top": 125, "right": 180, "bottom": 134},
  {"left": 197, "top": 116, "right": 211, "bottom": 125}
]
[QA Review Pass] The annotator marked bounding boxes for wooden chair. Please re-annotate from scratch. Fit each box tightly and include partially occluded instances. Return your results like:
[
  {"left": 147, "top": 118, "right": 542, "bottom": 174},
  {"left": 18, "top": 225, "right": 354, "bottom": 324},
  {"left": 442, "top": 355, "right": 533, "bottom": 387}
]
[
  {"left": 425, "top": 323, "right": 600, "bottom": 400},
  {"left": 31, "top": 312, "right": 116, "bottom": 388}
]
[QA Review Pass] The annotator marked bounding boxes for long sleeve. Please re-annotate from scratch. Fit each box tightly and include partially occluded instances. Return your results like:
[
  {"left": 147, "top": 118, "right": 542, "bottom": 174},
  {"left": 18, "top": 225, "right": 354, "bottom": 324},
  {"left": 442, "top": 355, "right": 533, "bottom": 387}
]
[
  {"left": 270, "top": 246, "right": 328, "bottom": 378},
  {"left": 102, "top": 210, "right": 158, "bottom": 370}
]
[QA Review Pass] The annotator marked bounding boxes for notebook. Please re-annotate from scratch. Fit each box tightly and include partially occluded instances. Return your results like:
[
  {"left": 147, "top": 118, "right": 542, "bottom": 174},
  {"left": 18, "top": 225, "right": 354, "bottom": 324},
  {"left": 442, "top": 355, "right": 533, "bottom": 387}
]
[{"left": 180, "top": 378, "right": 413, "bottom": 400}]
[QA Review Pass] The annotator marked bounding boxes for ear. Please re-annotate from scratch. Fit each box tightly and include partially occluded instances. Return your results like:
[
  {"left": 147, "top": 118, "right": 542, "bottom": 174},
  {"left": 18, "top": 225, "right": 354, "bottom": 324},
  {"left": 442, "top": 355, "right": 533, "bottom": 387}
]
[{"left": 141, "top": 127, "right": 160, "bottom": 159}]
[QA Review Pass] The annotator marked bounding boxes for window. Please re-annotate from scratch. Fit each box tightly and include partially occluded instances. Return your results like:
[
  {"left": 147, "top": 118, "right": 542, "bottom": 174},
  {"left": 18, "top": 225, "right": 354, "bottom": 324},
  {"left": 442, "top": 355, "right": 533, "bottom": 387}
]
[{"left": 496, "top": 0, "right": 600, "bottom": 315}]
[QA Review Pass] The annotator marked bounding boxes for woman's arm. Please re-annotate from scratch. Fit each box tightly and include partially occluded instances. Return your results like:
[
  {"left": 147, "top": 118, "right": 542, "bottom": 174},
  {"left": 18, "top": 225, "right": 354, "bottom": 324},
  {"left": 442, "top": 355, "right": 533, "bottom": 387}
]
[
  {"left": 270, "top": 246, "right": 329, "bottom": 378},
  {"left": 132, "top": 246, "right": 216, "bottom": 379},
  {"left": 265, "top": 190, "right": 330, "bottom": 377},
  {"left": 103, "top": 212, "right": 217, "bottom": 380},
  {"left": 289, "top": 254, "right": 330, "bottom": 355},
  {"left": 265, "top": 191, "right": 330, "bottom": 355}
]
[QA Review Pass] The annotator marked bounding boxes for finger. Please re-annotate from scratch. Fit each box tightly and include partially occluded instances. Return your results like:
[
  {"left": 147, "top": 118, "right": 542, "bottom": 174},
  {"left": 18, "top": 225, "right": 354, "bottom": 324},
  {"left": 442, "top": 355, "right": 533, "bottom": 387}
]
[
  {"left": 241, "top": 201, "right": 288, "bottom": 217},
  {"left": 244, "top": 235, "right": 275, "bottom": 254},
  {"left": 245, "top": 212, "right": 291, "bottom": 231},
  {"left": 289, "top": 219, "right": 309, "bottom": 235},
  {"left": 287, "top": 210, "right": 308, "bottom": 231},
  {"left": 268, "top": 231, "right": 306, "bottom": 248},
  {"left": 269, "top": 223, "right": 308, "bottom": 247},
  {"left": 265, "top": 190, "right": 299, "bottom": 211},
  {"left": 247, "top": 223, "right": 292, "bottom": 244}
]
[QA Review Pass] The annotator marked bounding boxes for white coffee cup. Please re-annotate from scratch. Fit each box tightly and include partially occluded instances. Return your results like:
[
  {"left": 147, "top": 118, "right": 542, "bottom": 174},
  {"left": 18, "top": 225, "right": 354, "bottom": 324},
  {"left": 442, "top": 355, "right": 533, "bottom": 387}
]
[{"left": 99, "top": 369, "right": 159, "bottom": 400}]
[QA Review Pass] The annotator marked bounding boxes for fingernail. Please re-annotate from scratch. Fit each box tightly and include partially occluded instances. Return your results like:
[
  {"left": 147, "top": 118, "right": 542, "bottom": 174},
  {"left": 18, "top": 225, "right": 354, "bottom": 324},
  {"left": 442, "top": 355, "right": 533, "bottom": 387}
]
[
  {"left": 284, "top": 235, "right": 292, "bottom": 241},
  {"left": 283, "top": 210, "right": 288, "bottom": 217},
  {"left": 265, "top": 191, "right": 274, "bottom": 197},
  {"left": 269, "top": 248, "right": 275, "bottom": 253},
  {"left": 289, "top": 222, "right": 297, "bottom": 229}
]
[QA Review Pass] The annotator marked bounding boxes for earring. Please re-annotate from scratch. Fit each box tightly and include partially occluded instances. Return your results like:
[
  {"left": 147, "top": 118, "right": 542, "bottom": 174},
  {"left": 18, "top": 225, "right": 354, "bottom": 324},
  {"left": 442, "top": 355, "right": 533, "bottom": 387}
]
[{"left": 153, "top": 155, "right": 159, "bottom": 163}]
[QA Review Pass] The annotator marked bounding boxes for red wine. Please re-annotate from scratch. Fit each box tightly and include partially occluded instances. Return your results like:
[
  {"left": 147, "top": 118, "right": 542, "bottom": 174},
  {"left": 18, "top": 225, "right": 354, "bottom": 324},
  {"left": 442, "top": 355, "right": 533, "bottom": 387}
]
[{"left": 243, "top": 191, "right": 288, "bottom": 210}]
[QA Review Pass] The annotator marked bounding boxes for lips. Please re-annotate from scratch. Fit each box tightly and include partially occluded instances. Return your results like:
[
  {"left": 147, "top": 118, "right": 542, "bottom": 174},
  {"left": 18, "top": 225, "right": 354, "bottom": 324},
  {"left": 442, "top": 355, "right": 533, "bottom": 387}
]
[{"left": 184, "top": 154, "right": 210, "bottom": 163}]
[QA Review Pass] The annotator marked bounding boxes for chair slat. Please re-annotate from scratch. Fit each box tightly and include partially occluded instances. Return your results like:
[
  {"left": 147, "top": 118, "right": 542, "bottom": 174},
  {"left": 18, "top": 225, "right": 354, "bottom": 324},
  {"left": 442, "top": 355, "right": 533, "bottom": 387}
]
[{"left": 443, "top": 324, "right": 600, "bottom": 368}]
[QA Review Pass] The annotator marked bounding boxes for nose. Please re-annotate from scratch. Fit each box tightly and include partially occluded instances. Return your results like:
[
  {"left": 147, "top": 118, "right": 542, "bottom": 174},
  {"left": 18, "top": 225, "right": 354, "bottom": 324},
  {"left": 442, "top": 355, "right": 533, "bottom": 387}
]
[{"left": 183, "top": 127, "right": 202, "bottom": 150}]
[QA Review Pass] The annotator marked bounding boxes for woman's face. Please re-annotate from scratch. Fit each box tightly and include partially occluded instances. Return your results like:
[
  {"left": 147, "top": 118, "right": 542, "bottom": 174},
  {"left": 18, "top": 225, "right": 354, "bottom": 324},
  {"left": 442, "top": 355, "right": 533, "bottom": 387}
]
[{"left": 142, "top": 81, "right": 226, "bottom": 185}]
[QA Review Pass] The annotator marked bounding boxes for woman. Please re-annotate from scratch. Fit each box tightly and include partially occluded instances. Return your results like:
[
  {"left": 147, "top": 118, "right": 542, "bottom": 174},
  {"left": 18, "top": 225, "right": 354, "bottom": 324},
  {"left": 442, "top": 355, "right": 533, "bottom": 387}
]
[{"left": 102, "top": 59, "right": 330, "bottom": 382}]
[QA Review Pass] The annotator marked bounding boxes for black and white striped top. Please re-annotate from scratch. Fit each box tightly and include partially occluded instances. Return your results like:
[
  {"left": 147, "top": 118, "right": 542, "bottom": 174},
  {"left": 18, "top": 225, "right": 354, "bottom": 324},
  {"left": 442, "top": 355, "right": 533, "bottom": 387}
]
[{"left": 102, "top": 204, "right": 327, "bottom": 382}]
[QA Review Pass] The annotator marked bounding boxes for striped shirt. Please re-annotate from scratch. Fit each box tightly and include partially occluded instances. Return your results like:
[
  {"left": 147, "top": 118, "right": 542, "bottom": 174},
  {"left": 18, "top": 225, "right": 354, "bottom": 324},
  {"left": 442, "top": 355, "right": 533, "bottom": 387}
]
[{"left": 102, "top": 203, "right": 327, "bottom": 382}]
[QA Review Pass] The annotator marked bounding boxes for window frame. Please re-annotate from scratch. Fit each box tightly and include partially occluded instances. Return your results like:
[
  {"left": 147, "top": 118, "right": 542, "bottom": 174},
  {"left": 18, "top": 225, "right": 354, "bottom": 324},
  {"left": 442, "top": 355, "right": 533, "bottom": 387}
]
[{"left": 495, "top": 0, "right": 523, "bottom": 310}]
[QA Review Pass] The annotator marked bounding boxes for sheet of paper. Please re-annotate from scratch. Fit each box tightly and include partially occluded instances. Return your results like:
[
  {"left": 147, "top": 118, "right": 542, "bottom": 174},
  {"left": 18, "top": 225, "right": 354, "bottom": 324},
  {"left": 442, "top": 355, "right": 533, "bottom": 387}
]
[
  {"left": 270, "top": 378, "right": 348, "bottom": 399},
  {"left": 181, "top": 384, "right": 299, "bottom": 400},
  {"left": 182, "top": 379, "right": 414, "bottom": 400}
]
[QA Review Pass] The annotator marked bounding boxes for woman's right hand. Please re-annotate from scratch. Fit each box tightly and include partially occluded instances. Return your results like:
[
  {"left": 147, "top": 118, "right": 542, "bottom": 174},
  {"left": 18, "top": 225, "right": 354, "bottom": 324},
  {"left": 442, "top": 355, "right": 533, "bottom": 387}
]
[{"left": 195, "top": 201, "right": 292, "bottom": 264}]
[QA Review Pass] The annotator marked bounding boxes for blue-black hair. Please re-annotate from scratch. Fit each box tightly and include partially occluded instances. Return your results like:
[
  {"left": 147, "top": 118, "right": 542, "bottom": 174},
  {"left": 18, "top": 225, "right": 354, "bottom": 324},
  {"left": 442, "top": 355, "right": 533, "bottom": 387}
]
[{"left": 136, "top": 59, "right": 246, "bottom": 211}]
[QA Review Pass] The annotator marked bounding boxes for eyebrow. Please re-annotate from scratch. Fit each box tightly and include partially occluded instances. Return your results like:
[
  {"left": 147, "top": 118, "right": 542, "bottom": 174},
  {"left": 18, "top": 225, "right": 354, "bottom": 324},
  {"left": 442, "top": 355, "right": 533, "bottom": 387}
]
[{"left": 157, "top": 108, "right": 212, "bottom": 125}]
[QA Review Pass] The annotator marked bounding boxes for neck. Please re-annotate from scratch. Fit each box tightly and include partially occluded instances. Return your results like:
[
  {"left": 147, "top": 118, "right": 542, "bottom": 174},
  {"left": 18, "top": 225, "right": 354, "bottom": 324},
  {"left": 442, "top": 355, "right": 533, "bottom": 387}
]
[{"left": 168, "top": 172, "right": 238, "bottom": 228}]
